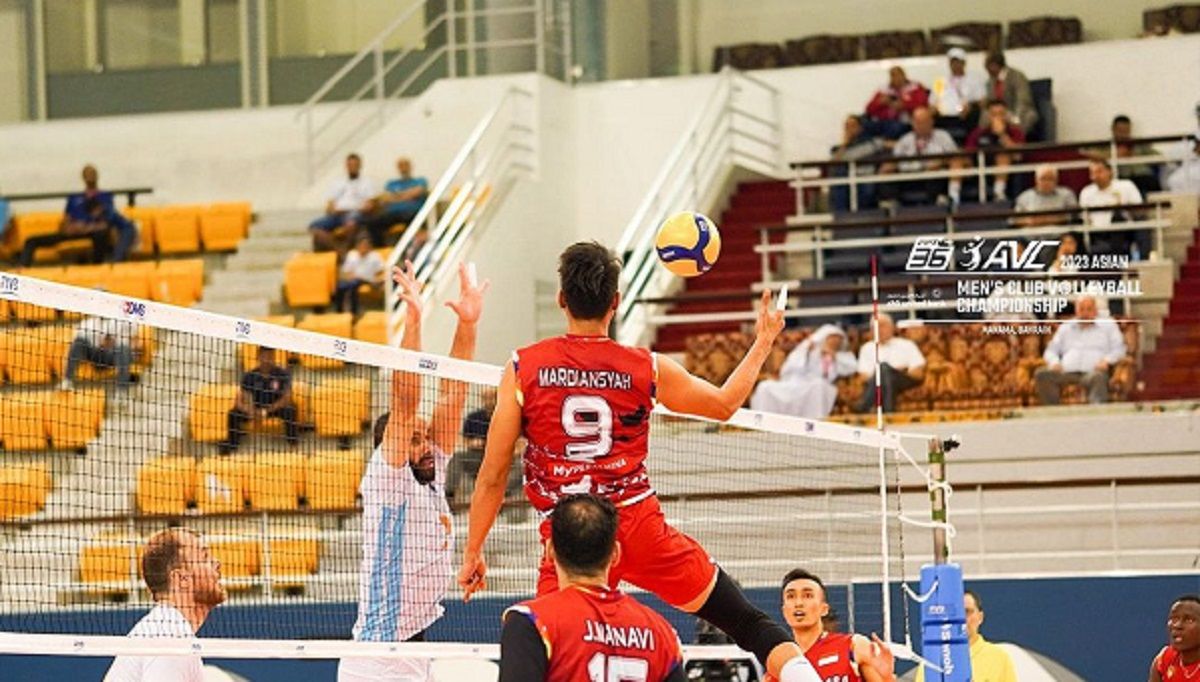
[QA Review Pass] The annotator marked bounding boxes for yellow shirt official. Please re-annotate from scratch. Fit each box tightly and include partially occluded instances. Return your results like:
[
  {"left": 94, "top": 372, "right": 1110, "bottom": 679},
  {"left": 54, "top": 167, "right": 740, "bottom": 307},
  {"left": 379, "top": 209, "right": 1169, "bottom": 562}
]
[{"left": 914, "top": 636, "right": 1018, "bottom": 682}]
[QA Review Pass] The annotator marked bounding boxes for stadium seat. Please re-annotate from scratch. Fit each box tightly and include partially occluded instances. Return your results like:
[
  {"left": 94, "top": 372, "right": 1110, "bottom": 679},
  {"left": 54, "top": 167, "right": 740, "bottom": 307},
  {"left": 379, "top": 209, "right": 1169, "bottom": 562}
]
[
  {"left": 0, "top": 462, "right": 51, "bottom": 519},
  {"left": 136, "top": 456, "right": 198, "bottom": 515},
  {"left": 0, "top": 326, "right": 59, "bottom": 384},
  {"left": 207, "top": 202, "right": 253, "bottom": 237},
  {"left": 197, "top": 456, "right": 250, "bottom": 514},
  {"left": 305, "top": 450, "right": 365, "bottom": 510},
  {"left": 60, "top": 264, "right": 111, "bottom": 290},
  {"left": 283, "top": 252, "right": 337, "bottom": 308},
  {"left": 245, "top": 453, "right": 305, "bottom": 511},
  {"left": 189, "top": 383, "right": 239, "bottom": 442},
  {"left": 107, "top": 261, "right": 156, "bottom": 299},
  {"left": 123, "top": 206, "right": 158, "bottom": 258},
  {"left": 151, "top": 258, "right": 204, "bottom": 306},
  {"left": 296, "top": 313, "right": 352, "bottom": 369},
  {"left": 155, "top": 206, "right": 202, "bottom": 254},
  {"left": 312, "top": 378, "right": 370, "bottom": 437},
  {"left": 11, "top": 212, "right": 63, "bottom": 263},
  {"left": 208, "top": 536, "right": 261, "bottom": 581},
  {"left": 79, "top": 538, "right": 139, "bottom": 588},
  {"left": 0, "top": 392, "right": 49, "bottom": 451},
  {"left": 8, "top": 268, "right": 64, "bottom": 322},
  {"left": 240, "top": 318, "right": 293, "bottom": 370},
  {"left": 44, "top": 388, "right": 105, "bottom": 450},
  {"left": 353, "top": 311, "right": 389, "bottom": 344},
  {"left": 199, "top": 211, "right": 244, "bottom": 252},
  {"left": 268, "top": 536, "right": 320, "bottom": 586}
]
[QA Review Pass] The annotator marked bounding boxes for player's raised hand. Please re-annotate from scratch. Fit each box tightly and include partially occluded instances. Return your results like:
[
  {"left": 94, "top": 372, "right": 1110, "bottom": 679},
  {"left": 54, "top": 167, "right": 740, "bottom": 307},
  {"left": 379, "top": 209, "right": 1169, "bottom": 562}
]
[
  {"left": 445, "top": 262, "right": 490, "bottom": 325},
  {"left": 457, "top": 548, "right": 488, "bottom": 602},
  {"left": 864, "top": 633, "right": 896, "bottom": 679},
  {"left": 392, "top": 260, "right": 422, "bottom": 319},
  {"left": 755, "top": 288, "right": 785, "bottom": 343}
]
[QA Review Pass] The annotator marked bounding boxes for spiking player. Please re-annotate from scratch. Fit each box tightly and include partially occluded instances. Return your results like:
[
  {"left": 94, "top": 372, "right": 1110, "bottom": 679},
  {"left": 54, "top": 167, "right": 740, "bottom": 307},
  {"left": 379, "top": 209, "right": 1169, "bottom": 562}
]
[
  {"left": 460, "top": 241, "right": 822, "bottom": 682},
  {"left": 775, "top": 569, "right": 895, "bottom": 682},
  {"left": 338, "top": 261, "right": 488, "bottom": 682}
]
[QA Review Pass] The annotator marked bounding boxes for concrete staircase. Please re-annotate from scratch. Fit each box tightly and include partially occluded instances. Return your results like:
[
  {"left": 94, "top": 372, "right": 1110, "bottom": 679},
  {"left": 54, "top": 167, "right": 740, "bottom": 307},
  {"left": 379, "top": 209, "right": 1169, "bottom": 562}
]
[{"left": 201, "top": 209, "right": 314, "bottom": 319}]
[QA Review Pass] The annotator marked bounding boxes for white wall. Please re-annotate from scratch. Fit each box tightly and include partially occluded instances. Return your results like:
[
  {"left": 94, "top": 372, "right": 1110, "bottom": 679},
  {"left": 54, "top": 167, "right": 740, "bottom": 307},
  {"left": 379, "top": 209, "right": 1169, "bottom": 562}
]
[
  {"left": 0, "top": 0, "right": 26, "bottom": 124},
  {"left": 689, "top": 0, "right": 1171, "bottom": 71}
]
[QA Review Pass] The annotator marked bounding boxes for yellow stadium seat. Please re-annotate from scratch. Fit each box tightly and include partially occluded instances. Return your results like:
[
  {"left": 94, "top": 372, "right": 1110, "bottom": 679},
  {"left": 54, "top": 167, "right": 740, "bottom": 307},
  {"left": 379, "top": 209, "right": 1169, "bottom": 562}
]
[
  {"left": 8, "top": 267, "right": 63, "bottom": 322},
  {"left": 136, "top": 456, "right": 197, "bottom": 515},
  {"left": 11, "top": 212, "right": 62, "bottom": 261},
  {"left": 80, "top": 538, "right": 139, "bottom": 587},
  {"left": 353, "top": 311, "right": 389, "bottom": 345},
  {"left": 189, "top": 383, "right": 239, "bottom": 442},
  {"left": 44, "top": 389, "right": 105, "bottom": 450},
  {"left": 196, "top": 455, "right": 250, "bottom": 514},
  {"left": 313, "top": 377, "right": 370, "bottom": 437},
  {"left": 296, "top": 312, "right": 352, "bottom": 369},
  {"left": 155, "top": 207, "right": 201, "bottom": 254},
  {"left": 209, "top": 537, "right": 261, "bottom": 580},
  {"left": 0, "top": 326, "right": 58, "bottom": 384},
  {"left": 0, "top": 392, "right": 49, "bottom": 451},
  {"left": 283, "top": 252, "right": 337, "bottom": 308},
  {"left": 268, "top": 536, "right": 319, "bottom": 589},
  {"left": 240, "top": 317, "right": 293, "bottom": 370},
  {"left": 107, "top": 261, "right": 155, "bottom": 299},
  {"left": 123, "top": 206, "right": 158, "bottom": 258},
  {"left": 291, "top": 380, "right": 311, "bottom": 425},
  {"left": 0, "top": 463, "right": 51, "bottom": 519},
  {"left": 60, "top": 264, "right": 111, "bottom": 290},
  {"left": 0, "top": 297, "right": 7, "bottom": 323},
  {"left": 199, "top": 211, "right": 244, "bottom": 252},
  {"left": 209, "top": 202, "right": 253, "bottom": 235},
  {"left": 306, "top": 450, "right": 365, "bottom": 510},
  {"left": 245, "top": 453, "right": 305, "bottom": 511},
  {"left": 151, "top": 258, "right": 204, "bottom": 307}
]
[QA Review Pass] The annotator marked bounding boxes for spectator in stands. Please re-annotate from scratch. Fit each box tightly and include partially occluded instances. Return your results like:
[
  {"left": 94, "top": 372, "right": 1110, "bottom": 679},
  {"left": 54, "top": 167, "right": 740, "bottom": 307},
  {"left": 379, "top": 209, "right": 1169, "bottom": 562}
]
[
  {"left": 881, "top": 105, "right": 966, "bottom": 205},
  {"left": 399, "top": 227, "right": 430, "bottom": 266},
  {"left": 1165, "top": 131, "right": 1200, "bottom": 195},
  {"left": 364, "top": 157, "right": 429, "bottom": 247},
  {"left": 864, "top": 66, "right": 929, "bottom": 140},
  {"left": 219, "top": 346, "right": 299, "bottom": 454},
  {"left": 966, "top": 99, "right": 1026, "bottom": 201},
  {"left": 1048, "top": 232, "right": 1082, "bottom": 273},
  {"left": 309, "top": 153, "right": 376, "bottom": 253},
  {"left": 829, "top": 114, "right": 887, "bottom": 211},
  {"left": 750, "top": 324, "right": 856, "bottom": 419},
  {"left": 854, "top": 314, "right": 925, "bottom": 414},
  {"left": 1013, "top": 164, "right": 1077, "bottom": 226},
  {"left": 1080, "top": 159, "right": 1145, "bottom": 257},
  {"left": 61, "top": 313, "right": 142, "bottom": 404},
  {"left": 20, "top": 165, "right": 137, "bottom": 266},
  {"left": 984, "top": 52, "right": 1037, "bottom": 134},
  {"left": 931, "top": 47, "right": 986, "bottom": 141},
  {"left": 447, "top": 387, "right": 497, "bottom": 503},
  {"left": 333, "top": 233, "right": 386, "bottom": 316},
  {"left": 1035, "top": 295, "right": 1125, "bottom": 405},
  {"left": 103, "top": 528, "right": 226, "bottom": 682},
  {"left": 0, "top": 195, "right": 10, "bottom": 243},
  {"left": 915, "top": 590, "right": 1016, "bottom": 682},
  {"left": 1096, "top": 115, "right": 1162, "bottom": 196}
]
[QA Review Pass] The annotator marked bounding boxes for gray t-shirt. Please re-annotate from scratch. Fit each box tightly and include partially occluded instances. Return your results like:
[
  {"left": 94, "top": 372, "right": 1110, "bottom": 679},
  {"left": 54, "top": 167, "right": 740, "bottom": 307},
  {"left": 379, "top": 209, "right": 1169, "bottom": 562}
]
[{"left": 1015, "top": 186, "right": 1078, "bottom": 213}]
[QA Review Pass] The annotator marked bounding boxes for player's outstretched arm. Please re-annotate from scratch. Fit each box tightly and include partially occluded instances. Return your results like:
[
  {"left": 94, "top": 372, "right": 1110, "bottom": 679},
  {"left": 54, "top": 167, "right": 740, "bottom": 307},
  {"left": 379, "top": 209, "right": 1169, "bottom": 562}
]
[
  {"left": 854, "top": 633, "right": 896, "bottom": 682},
  {"left": 432, "top": 262, "right": 490, "bottom": 449},
  {"left": 657, "top": 288, "right": 784, "bottom": 420},
  {"left": 459, "top": 360, "right": 521, "bottom": 601},
  {"left": 390, "top": 261, "right": 423, "bottom": 416}
]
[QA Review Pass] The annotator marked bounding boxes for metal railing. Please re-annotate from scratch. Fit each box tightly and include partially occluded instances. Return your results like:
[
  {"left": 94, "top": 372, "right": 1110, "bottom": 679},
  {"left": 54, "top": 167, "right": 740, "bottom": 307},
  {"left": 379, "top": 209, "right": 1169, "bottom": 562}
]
[
  {"left": 294, "top": 0, "right": 568, "bottom": 182},
  {"left": 614, "top": 67, "right": 784, "bottom": 347},
  {"left": 384, "top": 87, "right": 537, "bottom": 341}
]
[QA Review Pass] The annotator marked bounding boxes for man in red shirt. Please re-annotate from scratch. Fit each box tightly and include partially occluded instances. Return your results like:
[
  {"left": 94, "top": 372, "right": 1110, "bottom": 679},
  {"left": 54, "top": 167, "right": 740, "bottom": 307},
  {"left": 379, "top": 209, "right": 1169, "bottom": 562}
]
[
  {"left": 499, "top": 494, "right": 686, "bottom": 681},
  {"left": 776, "top": 569, "right": 895, "bottom": 682},
  {"left": 1149, "top": 595, "right": 1200, "bottom": 682},
  {"left": 864, "top": 66, "right": 930, "bottom": 139},
  {"left": 965, "top": 99, "right": 1026, "bottom": 201},
  {"left": 462, "top": 242, "right": 821, "bottom": 682}
]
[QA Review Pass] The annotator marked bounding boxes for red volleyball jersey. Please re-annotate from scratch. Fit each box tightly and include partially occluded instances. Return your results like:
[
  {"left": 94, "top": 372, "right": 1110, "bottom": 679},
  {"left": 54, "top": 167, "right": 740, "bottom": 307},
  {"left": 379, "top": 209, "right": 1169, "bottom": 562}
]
[
  {"left": 806, "top": 632, "right": 861, "bottom": 682},
  {"left": 1157, "top": 646, "right": 1199, "bottom": 680},
  {"left": 513, "top": 335, "right": 657, "bottom": 513},
  {"left": 505, "top": 585, "right": 683, "bottom": 682}
]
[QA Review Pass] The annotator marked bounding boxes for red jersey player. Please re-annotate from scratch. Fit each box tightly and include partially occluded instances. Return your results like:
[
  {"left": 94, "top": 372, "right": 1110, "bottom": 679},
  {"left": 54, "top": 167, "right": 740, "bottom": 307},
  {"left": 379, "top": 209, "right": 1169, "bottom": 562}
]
[
  {"left": 1149, "top": 595, "right": 1200, "bottom": 682},
  {"left": 774, "top": 569, "right": 894, "bottom": 682},
  {"left": 461, "top": 241, "right": 821, "bottom": 682},
  {"left": 499, "top": 494, "right": 686, "bottom": 682}
]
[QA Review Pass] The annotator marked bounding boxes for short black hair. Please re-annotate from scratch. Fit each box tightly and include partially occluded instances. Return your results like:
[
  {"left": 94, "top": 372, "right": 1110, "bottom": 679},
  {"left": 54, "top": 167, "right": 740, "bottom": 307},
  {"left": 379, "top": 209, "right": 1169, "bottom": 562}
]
[
  {"left": 985, "top": 51, "right": 1006, "bottom": 68},
  {"left": 551, "top": 494, "right": 618, "bottom": 576},
  {"left": 965, "top": 589, "right": 983, "bottom": 611},
  {"left": 1175, "top": 595, "right": 1200, "bottom": 606},
  {"left": 558, "top": 242, "right": 621, "bottom": 321},
  {"left": 985, "top": 97, "right": 1007, "bottom": 109},
  {"left": 347, "top": 153, "right": 362, "bottom": 163},
  {"left": 373, "top": 412, "right": 390, "bottom": 449},
  {"left": 142, "top": 528, "right": 194, "bottom": 598},
  {"left": 781, "top": 568, "right": 826, "bottom": 600},
  {"left": 1112, "top": 114, "right": 1131, "bottom": 126},
  {"left": 1091, "top": 158, "right": 1112, "bottom": 171}
]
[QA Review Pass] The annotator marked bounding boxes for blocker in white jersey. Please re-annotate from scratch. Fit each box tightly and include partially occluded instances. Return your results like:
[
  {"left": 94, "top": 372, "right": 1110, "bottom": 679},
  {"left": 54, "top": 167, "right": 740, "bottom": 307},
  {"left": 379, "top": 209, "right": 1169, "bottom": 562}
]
[
  {"left": 338, "top": 260, "right": 488, "bottom": 682},
  {"left": 104, "top": 603, "right": 203, "bottom": 682}
]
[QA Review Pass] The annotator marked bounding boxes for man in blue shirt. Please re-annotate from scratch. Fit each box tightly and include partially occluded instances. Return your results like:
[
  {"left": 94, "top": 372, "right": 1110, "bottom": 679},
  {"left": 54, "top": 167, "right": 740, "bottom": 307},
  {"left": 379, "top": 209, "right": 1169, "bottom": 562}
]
[
  {"left": 365, "top": 157, "right": 428, "bottom": 247},
  {"left": 19, "top": 165, "right": 137, "bottom": 265}
]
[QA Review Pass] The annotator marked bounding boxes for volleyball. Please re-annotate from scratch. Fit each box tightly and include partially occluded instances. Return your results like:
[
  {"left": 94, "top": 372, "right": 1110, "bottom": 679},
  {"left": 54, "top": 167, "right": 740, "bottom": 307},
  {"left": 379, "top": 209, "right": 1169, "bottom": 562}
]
[{"left": 654, "top": 211, "right": 722, "bottom": 277}]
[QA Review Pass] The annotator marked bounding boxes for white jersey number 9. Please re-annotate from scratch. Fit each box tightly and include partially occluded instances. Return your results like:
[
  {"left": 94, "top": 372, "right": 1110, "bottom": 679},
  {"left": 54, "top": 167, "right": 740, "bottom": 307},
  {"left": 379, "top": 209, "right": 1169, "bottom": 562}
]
[
  {"left": 561, "top": 395, "right": 613, "bottom": 461},
  {"left": 588, "top": 652, "right": 649, "bottom": 682}
]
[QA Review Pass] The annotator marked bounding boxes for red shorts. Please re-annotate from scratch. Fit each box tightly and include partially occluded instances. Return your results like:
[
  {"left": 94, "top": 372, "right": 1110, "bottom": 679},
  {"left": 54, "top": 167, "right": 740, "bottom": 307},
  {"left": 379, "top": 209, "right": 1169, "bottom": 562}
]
[{"left": 536, "top": 495, "right": 717, "bottom": 607}]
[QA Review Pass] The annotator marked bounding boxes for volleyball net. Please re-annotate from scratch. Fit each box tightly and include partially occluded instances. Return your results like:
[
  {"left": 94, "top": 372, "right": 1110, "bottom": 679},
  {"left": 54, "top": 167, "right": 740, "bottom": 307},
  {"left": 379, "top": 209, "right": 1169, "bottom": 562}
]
[{"left": 0, "top": 270, "right": 950, "bottom": 677}]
